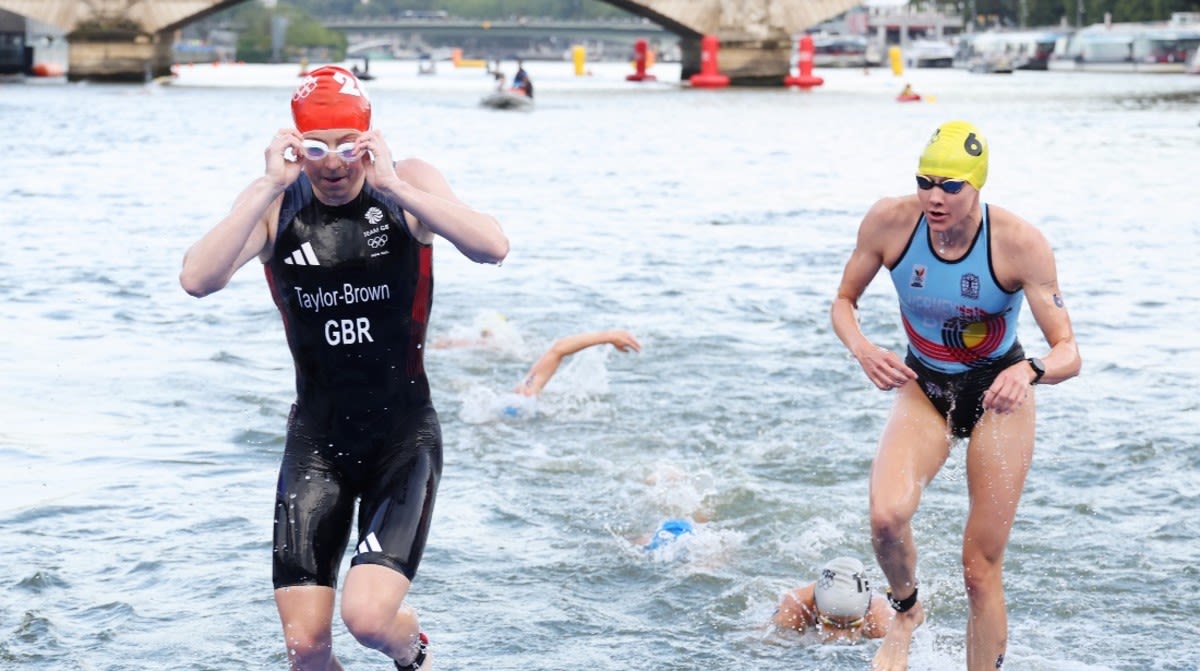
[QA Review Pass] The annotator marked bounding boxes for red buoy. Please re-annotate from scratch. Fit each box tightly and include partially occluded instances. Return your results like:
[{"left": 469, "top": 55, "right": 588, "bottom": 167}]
[
  {"left": 30, "top": 62, "right": 65, "bottom": 77},
  {"left": 626, "top": 38, "right": 657, "bottom": 82},
  {"left": 689, "top": 35, "right": 730, "bottom": 88},
  {"left": 783, "top": 34, "right": 824, "bottom": 89}
]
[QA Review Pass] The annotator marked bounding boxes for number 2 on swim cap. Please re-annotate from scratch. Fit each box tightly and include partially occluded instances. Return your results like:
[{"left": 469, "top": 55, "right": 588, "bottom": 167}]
[{"left": 331, "top": 71, "right": 366, "bottom": 97}]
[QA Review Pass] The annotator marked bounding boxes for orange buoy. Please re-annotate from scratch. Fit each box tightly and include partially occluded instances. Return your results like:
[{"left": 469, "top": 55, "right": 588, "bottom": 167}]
[
  {"left": 783, "top": 34, "right": 824, "bottom": 88},
  {"left": 689, "top": 35, "right": 729, "bottom": 88},
  {"left": 626, "top": 38, "right": 657, "bottom": 82}
]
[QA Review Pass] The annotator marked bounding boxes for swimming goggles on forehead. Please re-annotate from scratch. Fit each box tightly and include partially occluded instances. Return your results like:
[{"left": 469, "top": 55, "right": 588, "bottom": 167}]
[
  {"left": 301, "top": 139, "right": 360, "bottom": 162},
  {"left": 916, "top": 175, "right": 968, "bottom": 194}
]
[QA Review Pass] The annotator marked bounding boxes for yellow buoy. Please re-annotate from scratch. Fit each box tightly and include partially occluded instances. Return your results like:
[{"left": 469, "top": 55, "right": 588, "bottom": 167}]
[
  {"left": 572, "top": 45, "right": 587, "bottom": 76},
  {"left": 889, "top": 46, "right": 904, "bottom": 76}
]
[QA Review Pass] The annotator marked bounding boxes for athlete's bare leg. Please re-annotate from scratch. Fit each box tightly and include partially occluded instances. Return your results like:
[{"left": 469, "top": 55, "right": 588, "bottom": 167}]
[
  {"left": 870, "top": 384, "right": 951, "bottom": 671},
  {"left": 340, "top": 564, "right": 424, "bottom": 666},
  {"left": 962, "top": 401, "right": 1034, "bottom": 670},
  {"left": 276, "top": 585, "right": 345, "bottom": 671}
]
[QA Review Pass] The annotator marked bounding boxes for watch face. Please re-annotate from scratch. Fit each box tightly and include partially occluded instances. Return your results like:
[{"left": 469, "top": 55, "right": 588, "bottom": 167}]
[{"left": 1029, "top": 358, "right": 1045, "bottom": 379}]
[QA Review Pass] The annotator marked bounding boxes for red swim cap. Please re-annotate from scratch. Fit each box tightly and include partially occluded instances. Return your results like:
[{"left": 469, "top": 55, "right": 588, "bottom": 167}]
[{"left": 291, "top": 65, "right": 371, "bottom": 133}]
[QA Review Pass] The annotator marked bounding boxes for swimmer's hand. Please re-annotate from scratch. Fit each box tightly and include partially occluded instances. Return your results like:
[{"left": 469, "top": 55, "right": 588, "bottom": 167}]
[
  {"left": 606, "top": 330, "right": 642, "bottom": 353},
  {"left": 356, "top": 130, "right": 403, "bottom": 192},
  {"left": 266, "top": 128, "right": 303, "bottom": 187},
  {"left": 981, "top": 361, "right": 1034, "bottom": 414},
  {"left": 857, "top": 345, "right": 917, "bottom": 391}
]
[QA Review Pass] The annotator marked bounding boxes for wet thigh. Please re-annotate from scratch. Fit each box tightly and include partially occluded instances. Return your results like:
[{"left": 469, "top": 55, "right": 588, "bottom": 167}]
[
  {"left": 964, "top": 398, "right": 1036, "bottom": 557},
  {"left": 871, "top": 384, "right": 954, "bottom": 518},
  {"left": 350, "top": 407, "right": 443, "bottom": 580},
  {"left": 273, "top": 433, "right": 357, "bottom": 589}
]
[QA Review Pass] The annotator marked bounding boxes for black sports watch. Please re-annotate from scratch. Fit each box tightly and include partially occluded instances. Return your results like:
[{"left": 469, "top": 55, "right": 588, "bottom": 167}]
[{"left": 1026, "top": 357, "right": 1045, "bottom": 385}]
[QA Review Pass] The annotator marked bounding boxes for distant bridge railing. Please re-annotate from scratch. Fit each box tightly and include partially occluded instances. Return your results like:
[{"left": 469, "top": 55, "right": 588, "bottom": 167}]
[{"left": 319, "top": 16, "right": 667, "bottom": 41}]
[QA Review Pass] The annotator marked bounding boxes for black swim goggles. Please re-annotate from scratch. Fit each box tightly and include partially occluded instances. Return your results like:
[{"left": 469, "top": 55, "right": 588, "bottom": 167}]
[{"left": 916, "top": 175, "right": 969, "bottom": 194}]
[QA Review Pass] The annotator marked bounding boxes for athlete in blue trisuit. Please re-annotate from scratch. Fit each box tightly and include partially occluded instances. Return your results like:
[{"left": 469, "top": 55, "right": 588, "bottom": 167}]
[
  {"left": 179, "top": 65, "right": 509, "bottom": 671},
  {"left": 830, "top": 120, "right": 1080, "bottom": 671}
]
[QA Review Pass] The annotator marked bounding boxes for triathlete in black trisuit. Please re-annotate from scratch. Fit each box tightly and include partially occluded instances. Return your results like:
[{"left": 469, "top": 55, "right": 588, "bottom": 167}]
[{"left": 180, "top": 65, "right": 509, "bottom": 671}]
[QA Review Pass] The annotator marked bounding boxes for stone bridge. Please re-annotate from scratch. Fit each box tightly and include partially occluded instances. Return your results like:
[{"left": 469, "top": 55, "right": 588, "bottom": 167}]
[
  {"left": 0, "top": 0, "right": 246, "bottom": 80},
  {"left": 0, "top": 0, "right": 863, "bottom": 83}
]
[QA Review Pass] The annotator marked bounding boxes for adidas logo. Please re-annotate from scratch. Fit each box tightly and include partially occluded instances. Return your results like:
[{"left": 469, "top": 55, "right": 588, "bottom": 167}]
[
  {"left": 357, "top": 532, "right": 382, "bottom": 554},
  {"left": 283, "top": 241, "right": 320, "bottom": 266}
]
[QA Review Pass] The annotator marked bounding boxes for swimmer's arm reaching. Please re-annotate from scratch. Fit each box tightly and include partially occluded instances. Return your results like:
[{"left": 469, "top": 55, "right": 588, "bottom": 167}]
[{"left": 514, "top": 329, "right": 642, "bottom": 397}]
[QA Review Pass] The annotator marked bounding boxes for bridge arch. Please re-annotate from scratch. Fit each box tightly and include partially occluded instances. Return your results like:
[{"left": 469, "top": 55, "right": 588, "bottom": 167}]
[{"left": 598, "top": 1, "right": 702, "bottom": 39}]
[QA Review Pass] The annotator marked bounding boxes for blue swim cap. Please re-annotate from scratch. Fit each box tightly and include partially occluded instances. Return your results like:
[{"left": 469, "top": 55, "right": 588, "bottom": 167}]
[
  {"left": 502, "top": 405, "right": 521, "bottom": 417},
  {"left": 643, "top": 518, "right": 694, "bottom": 551}
]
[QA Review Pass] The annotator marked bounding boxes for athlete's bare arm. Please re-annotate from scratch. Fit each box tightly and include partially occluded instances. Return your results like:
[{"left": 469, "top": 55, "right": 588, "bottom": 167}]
[{"left": 180, "top": 129, "right": 300, "bottom": 297}]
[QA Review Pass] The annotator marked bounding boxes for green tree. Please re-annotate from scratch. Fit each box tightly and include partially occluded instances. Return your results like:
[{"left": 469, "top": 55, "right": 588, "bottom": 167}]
[{"left": 217, "top": 2, "right": 346, "bottom": 62}]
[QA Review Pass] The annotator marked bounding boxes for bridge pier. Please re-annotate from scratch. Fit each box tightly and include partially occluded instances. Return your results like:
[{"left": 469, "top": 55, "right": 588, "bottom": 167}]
[
  {"left": 66, "top": 24, "right": 173, "bottom": 82},
  {"left": 679, "top": 34, "right": 792, "bottom": 87}
]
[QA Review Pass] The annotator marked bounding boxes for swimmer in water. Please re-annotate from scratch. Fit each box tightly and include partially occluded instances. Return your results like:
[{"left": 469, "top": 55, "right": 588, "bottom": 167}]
[
  {"left": 441, "top": 328, "right": 639, "bottom": 419},
  {"left": 513, "top": 329, "right": 641, "bottom": 397},
  {"left": 772, "top": 556, "right": 892, "bottom": 643}
]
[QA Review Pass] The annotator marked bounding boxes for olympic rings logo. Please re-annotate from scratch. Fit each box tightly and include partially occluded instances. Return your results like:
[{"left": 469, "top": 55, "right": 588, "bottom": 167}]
[
  {"left": 367, "top": 235, "right": 388, "bottom": 249},
  {"left": 293, "top": 76, "right": 318, "bottom": 101}
]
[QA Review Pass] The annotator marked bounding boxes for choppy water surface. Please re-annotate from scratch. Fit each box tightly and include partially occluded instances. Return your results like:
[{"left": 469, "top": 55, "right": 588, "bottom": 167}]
[{"left": 1, "top": 60, "right": 1198, "bottom": 670}]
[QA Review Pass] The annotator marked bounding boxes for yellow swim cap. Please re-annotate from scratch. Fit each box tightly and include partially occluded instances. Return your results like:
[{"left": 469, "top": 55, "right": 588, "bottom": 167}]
[{"left": 917, "top": 120, "right": 988, "bottom": 191}]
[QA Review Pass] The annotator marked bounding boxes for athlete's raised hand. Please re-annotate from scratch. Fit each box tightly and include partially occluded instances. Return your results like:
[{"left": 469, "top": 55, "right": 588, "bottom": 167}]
[{"left": 266, "top": 128, "right": 304, "bottom": 187}]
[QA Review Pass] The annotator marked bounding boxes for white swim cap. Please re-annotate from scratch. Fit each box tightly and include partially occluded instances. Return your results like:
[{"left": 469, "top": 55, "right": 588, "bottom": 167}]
[{"left": 814, "top": 556, "right": 872, "bottom": 619}]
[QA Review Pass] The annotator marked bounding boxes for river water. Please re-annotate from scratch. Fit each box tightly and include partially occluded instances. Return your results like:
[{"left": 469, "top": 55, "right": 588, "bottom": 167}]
[{"left": 1, "top": 59, "right": 1198, "bottom": 671}]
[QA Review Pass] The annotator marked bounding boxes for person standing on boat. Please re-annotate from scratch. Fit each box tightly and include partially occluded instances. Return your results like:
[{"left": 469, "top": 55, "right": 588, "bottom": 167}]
[
  {"left": 488, "top": 60, "right": 506, "bottom": 91},
  {"left": 179, "top": 64, "right": 509, "bottom": 671},
  {"left": 829, "top": 120, "right": 1080, "bottom": 670}
]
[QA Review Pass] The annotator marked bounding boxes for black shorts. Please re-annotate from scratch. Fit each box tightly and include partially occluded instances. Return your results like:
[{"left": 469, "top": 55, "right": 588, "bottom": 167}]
[
  {"left": 272, "top": 403, "right": 443, "bottom": 589},
  {"left": 906, "top": 342, "right": 1026, "bottom": 439}
]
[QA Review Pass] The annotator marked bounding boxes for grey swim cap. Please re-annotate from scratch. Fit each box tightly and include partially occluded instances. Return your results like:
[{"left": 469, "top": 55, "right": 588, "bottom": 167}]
[{"left": 814, "top": 556, "right": 872, "bottom": 619}]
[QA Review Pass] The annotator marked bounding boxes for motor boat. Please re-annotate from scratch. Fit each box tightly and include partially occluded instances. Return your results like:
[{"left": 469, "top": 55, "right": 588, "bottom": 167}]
[{"left": 480, "top": 90, "right": 533, "bottom": 111}]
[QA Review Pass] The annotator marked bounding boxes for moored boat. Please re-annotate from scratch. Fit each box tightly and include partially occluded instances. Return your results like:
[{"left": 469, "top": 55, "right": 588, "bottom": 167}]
[
  {"left": 955, "top": 29, "right": 1063, "bottom": 71},
  {"left": 1047, "top": 22, "right": 1200, "bottom": 73},
  {"left": 904, "top": 38, "right": 956, "bottom": 68},
  {"left": 810, "top": 34, "right": 878, "bottom": 68}
]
